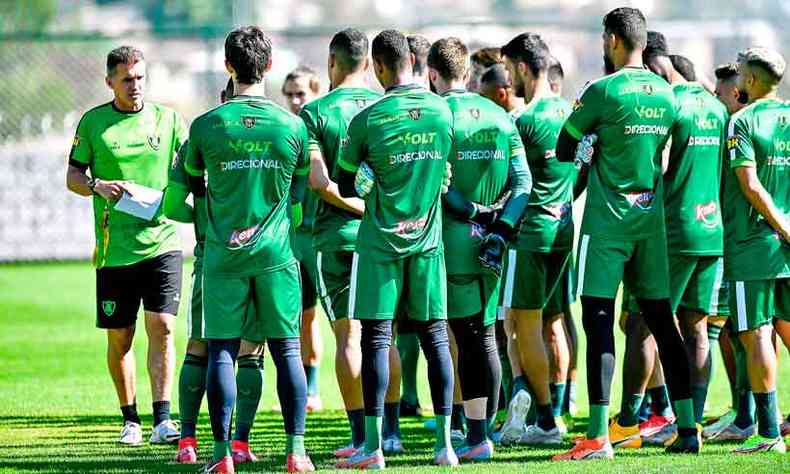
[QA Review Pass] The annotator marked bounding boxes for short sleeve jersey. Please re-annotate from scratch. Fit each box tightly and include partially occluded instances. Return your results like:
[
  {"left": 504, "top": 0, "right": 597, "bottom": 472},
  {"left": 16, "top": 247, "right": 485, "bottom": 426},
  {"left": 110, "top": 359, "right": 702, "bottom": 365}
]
[
  {"left": 300, "top": 87, "right": 382, "bottom": 251},
  {"left": 515, "top": 96, "right": 577, "bottom": 253},
  {"left": 69, "top": 102, "right": 186, "bottom": 268},
  {"left": 723, "top": 98, "right": 790, "bottom": 281},
  {"left": 169, "top": 140, "right": 207, "bottom": 262},
  {"left": 564, "top": 67, "right": 676, "bottom": 240},
  {"left": 441, "top": 90, "right": 525, "bottom": 274},
  {"left": 337, "top": 84, "right": 454, "bottom": 260},
  {"left": 664, "top": 83, "right": 728, "bottom": 255},
  {"left": 185, "top": 95, "right": 310, "bottom": 278}
]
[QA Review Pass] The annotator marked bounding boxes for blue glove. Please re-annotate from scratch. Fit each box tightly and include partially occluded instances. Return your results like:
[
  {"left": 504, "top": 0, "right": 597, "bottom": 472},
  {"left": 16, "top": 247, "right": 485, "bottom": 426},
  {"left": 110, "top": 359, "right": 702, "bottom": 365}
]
[
  {"left": 574, "top": 133, "right": 598, "bottom": 168},
  {"left": 354, "top": 161, "right": 376, "bottom": 198}
]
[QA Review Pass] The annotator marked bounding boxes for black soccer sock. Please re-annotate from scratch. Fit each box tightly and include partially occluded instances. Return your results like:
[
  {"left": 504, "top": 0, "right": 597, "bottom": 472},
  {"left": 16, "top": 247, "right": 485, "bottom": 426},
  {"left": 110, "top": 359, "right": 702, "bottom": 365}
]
[
  {"left": 152, "top": 400, "right": 171, "bottom": 427},
  {"left": 347, "top": 408, "right": 365, "bottom": 447},
  {"left": 121, "top": 403, "right": 141, "bottom": 425},
  {"left": 581, "top": 296, "right": 616, "bottom": 439},
  {"left": 267, "top": 337, "right": 307, "bottom": 436},
  {"left": 383, "top": 402, "right": 401, "bottom": 439},
  {"left": 416, "top": 319, "right": 454, "bottom": 418},
  {"left": 207, "top": 338, "right": 240, "bottom": 443},
  {"left": 467, "top": 418, "right": 487, "bottom": 446}
]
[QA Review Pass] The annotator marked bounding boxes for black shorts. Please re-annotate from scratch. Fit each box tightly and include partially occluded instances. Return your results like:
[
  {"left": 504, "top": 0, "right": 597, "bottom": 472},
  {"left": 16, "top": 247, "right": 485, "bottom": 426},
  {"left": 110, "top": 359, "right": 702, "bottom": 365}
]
[{"left": 96, "top": 251, "right": 183, "bottom": 329}]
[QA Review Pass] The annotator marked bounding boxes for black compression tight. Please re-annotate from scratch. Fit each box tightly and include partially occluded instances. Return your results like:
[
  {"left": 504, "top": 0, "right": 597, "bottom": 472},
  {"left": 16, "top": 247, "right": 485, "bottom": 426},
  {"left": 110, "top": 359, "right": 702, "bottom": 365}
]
[
  {"left": 448, "top": 315, "right": 501, "bottom": 420},
  {"left": 581, "top": 297, "right": 616, "bottom": 405},
  {"left": 637, "top": 297, "right": 692, "bottom": 401}
]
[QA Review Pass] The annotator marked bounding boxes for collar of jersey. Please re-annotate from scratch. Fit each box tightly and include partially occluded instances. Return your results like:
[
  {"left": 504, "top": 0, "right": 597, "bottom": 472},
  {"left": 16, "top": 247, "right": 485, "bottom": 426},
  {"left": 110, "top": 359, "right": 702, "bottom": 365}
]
[
  {"left": 385, "top": 83, "right": 423, "bottom": 94},
  {"left": 440, "top": 88, "right": 468, "bottom": 97},
  {"left": 227, "top": 94, "right": 270, "bottom": 103},
  {"left": 111, "top": 102, "right": 145, "bottom": 115}
]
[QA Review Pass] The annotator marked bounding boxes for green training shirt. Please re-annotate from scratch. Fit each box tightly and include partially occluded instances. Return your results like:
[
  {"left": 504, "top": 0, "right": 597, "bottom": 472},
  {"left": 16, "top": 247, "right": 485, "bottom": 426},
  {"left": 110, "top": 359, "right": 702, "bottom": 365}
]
[
  {"left": 441, "top": 89, "right": 526, "bottom": 275},
  {"left": 723, "top": 98, "right": 790, "bottom": 281},
  {"left": 564, "top": 67, "right": 676, "bottom": 240},
  {"left": 185, "top": 95, "right": 310, "bottom": 278},
  {"left": 169, "top": 140, "right": 207, "bottom": 263},
  {"left": 337, "top": 84, "right": 453, "bottom": 260},
  {"left": 515, "top": 96, "right": 577, "bottom": 253},
  {"left": 664, "top": 83, "right": 727, "bottom": 256},
  {"left": 69, "top": 102, "right": 186, "bottom": 268},
  {"left": 300, "top": 86, "right": 382, "bottom": 251}
]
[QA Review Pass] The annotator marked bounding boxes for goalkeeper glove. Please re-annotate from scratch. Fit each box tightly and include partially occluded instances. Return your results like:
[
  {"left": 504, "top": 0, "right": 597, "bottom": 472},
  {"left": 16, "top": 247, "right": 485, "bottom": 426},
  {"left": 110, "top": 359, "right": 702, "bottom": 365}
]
[
  {"left": 354, "top": 161, "right": 376, "bottom": 198},
  {"left": 479, "top": 232, "right": 507, "bottom": 278},
  {"left": 574, "top": 133, "right": 597, "bottom": 168}
]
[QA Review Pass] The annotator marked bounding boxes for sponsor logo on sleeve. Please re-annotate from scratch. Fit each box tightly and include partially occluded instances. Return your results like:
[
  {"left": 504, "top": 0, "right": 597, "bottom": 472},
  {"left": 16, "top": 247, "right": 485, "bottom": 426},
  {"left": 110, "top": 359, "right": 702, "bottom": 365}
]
[
  {"left": 72, "top": 136, "right": 81, "bottom": 147},
  {"left": 727, "top": 137, "right": 738, "bottom": 150}
]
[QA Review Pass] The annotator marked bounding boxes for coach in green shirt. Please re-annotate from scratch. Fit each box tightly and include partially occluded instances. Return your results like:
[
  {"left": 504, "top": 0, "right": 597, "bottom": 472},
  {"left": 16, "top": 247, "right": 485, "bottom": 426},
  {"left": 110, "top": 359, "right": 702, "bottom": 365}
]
[{"left": 66, "top": 46, "right": 184, "bottom": 446}]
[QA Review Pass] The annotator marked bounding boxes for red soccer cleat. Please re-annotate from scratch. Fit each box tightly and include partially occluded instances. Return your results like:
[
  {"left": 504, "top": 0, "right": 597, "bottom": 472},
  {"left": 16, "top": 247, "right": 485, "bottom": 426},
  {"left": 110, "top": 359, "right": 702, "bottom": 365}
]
[
  {"left": 287, "top": 453, "right": 315, "bottom": 472},
  {"left": 640, "top": 414, "right": 675, "bottom": 438},
  {"left": 202, "top": 456, "right": 235, "bottom": 473},
  {"left": 231, "top": 440, "right": 258, "bottom": 464},
  {"left": 175, "top": 437, "right": 198, "bottom": 464}
]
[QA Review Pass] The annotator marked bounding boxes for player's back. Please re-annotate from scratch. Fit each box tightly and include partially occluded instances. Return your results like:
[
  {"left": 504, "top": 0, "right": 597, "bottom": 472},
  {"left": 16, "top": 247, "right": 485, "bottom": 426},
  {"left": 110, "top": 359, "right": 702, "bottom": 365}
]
[
  {"left": 301, "top": 87, "right": 382, "bottom": 250},
  {"left": 352, "top": 84, "right": 454, "bottom": 257},
  {"left": 517, "top": 96, "right": 576, "bottom": 252},
  {"left": 664, "top": 83, "right": 727, "bottom": 254},
  {"left": 190, "top": 95, "right": 307, "bottom": 276}
]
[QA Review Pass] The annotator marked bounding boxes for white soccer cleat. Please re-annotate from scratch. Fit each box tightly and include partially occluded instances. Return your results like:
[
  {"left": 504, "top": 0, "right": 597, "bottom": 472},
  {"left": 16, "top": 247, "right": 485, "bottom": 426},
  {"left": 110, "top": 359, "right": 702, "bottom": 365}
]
[
  {"left": 644, "top": 423, "right": 677, "bottom": 445},
  {"left": 711, "top": 423, "right": 755, "bottom": 442},
  {"left": 703, "top": 410, "right": 736, "bottom": 439},
  {"left": 450, "top": 429, "right": 466, "bottom": 447},
  {"left": 382, "top": 436, "right": 405, "bottom": 454},
  {"left": 150, "top": 419, "right": 180, "bottom": 444},
  {"left": 119, "top": 421, "right": 143, "bottom": 445},
  {"left": 518, "top": 424, "right": 563, "bottom": 445},
  {"left": 498, "top": 389, "right": 531, "bottom": 445}
]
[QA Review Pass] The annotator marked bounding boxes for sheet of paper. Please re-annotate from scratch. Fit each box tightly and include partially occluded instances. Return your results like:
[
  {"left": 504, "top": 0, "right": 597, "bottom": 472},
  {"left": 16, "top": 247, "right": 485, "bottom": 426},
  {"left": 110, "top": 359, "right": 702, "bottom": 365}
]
[{"left": 113, "top": 183, "right": 163, "bottom": 221}]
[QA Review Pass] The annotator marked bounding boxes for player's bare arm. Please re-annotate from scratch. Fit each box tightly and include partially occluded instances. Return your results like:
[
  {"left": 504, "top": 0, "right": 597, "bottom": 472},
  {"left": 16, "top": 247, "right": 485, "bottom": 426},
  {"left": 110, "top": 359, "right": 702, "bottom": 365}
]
[
  {"left": 66, "top": 164, "right": 128, "bottom": 200},
  {"left": 734, "top": 166, "right": 790, "bottom": 242},
  {"left": 308, "top": 149, "right": 364, "bottom": 215}
]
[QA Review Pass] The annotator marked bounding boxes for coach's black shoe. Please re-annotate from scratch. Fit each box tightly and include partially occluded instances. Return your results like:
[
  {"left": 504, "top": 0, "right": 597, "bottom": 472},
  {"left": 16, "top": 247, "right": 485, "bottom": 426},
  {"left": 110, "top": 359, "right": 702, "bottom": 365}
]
[
  {"left": 665, "top": 425, "right": 701, "bottom": 454},
  {"left": 400, "top": 400, "right": 423, "bottom": 417}
]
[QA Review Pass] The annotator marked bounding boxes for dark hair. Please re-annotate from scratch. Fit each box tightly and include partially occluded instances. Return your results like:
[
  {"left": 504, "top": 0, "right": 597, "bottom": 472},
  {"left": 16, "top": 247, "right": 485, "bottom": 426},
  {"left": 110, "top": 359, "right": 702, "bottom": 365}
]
[
  {"left": 106, "top": 46, "right": 144, "bottom": 75},
  {"left": 602, "top": 7, "right": 647, "bottom": 50},
  {"left": 224, "top": 77, "right": 235, "bottom": 98},
  {"left": 330, "top": 28, "right": 369, "bottom": 72},
  {"left": 283, "top": 66, "right": 321, "bottom": 94},
  {"left": 224, "top": 26, "right": 272, "bottom": 84},
  {"left": 714, "top": 62, "right": 739, "bottom": 81},
  {"left": 407, "top": 35, "right": 431, "bottom": 75},
  {"left": 471, "top": 47, "right": 502, "bottom": 68},
  {"left": 670, "top": 54, "right": 697, "bottom": 81},
  {"left": 500, "top": 33, "right": 551, "bottom": 76},
  {"left": 643, "top": 30, "right": 669, "bottom": 62},
  {"left": 427, "top": 37, "right": 469, "bottom": 81},
  {"left": 480, "top": 63, "right": 510, "bottom": 88},
  {"left": 547, "top": 57, "right": 564, "bottom": 85},
  {"left": 372, "top": 29, "right": 411, "bottom": 73}
]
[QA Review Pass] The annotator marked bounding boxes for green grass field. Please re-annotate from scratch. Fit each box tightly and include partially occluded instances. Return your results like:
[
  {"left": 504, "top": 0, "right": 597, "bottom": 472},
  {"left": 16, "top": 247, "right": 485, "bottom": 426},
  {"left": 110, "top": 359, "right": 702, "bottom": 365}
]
[{"left": 1, "top": 260, "right": 789, "bottom": 473}]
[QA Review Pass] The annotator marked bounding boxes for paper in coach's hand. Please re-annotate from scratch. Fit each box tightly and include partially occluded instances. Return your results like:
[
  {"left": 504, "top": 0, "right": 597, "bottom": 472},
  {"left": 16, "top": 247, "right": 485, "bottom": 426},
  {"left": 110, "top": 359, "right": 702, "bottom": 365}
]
[{"left": 113, "top": 182, "right": 163, "bottom": 221}]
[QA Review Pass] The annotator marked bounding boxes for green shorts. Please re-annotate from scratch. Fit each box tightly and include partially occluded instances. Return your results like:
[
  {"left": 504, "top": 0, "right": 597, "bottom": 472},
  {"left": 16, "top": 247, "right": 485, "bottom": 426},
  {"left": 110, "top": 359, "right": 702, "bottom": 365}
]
[
  {"left": 577, "top": 233, "right": 669, "bottom": 300},
  {"left": 203, "top": 263, "right": 302, "bottom": 342},
  {"left": 187, "top": 263, "right": 206, "bottom": 341},
  {"left": 545, "top": 259, "right": 576, "bottom": 316},
  {"left": 447, "top": 273, "right": 501, "bottom": 325},
  {"left": 350, "top": 249, "right": 446, "bottom": 321},
  {"left": 729, "top": 279, "right": 790, "bottom": 332},
  {"left": 316, "top": 249, "right": 353, "bottom": 321},
  {"left": 292, "top": 230, "right": 317, "bottom": 309},
  {"left": 501, "top": 249, "right": 570, "bottom": 311},
  {"left": 621, "top": 255, "right": 728, "bottom": 316}
]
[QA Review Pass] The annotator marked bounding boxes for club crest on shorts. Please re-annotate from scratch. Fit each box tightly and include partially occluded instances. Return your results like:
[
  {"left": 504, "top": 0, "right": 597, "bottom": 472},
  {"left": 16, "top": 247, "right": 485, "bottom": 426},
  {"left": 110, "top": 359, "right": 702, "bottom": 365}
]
[
  {"left": 408, "top": 108, "right": 422, "bottom": 121},
  {"left": 148, "top": 134, "right": 161, "bottom": 150},
  {"left": 242, "top": 116, "right": 257, "bottom": 128},
  {"left": 102, "top": 300, "right": 116, "bottom": 316}
]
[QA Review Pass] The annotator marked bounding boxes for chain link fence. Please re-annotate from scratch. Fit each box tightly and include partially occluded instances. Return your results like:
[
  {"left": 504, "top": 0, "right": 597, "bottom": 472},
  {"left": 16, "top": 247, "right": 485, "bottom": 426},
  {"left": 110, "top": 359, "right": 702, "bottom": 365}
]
[{"left": 0, "top": 21, "right": 779, "bottom": 261}]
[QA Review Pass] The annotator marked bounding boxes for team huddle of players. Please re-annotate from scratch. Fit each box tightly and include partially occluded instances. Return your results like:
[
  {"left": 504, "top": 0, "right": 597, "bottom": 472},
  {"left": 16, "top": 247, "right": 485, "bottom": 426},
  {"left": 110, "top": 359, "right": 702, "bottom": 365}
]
[{"left": 66, "top": 5, "right": 790, "bottom": 474}]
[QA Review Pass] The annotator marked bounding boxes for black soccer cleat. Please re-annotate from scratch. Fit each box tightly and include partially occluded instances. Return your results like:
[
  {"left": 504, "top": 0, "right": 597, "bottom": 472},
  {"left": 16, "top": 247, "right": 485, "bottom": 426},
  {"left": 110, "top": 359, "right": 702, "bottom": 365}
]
[{"left": 665, "top": 431, "right": 701, "bottom": 454}]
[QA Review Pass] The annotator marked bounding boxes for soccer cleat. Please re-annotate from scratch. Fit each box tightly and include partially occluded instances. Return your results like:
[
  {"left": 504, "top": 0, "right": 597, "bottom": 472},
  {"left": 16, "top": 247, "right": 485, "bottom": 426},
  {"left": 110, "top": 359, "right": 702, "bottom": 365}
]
[
  {"left": 665, "top": 425, "right": 701, "bottom": 454},
  {"left": 644, "top": 423, "right": 676, "bottom": 445},
  {"left": 456, "top": 439, "right": 494, "bottom": 460},
  {"left": 733, "top": 434, "right": 786, "bottom": 454},
  {"left": 434, "top": 447, "right": 459, "bottom": 466},
  {"left": 498, "top": 389, "right": 531, "bottom": 445},
  {"left": 174, "top": 437, "right": 198, "bottom": 463},
  {"left": 382, "top": 436, "right": 405, "bottom": 454},
  {"left": 333, "top": 443, "right": 359, "bottom": 458},
  {"left": 306, "top": 395, "right": 323, "bottom": 413},
  {"left": 556, "top": 417, "right": 568, "bottom": 435},
  {"left": 231, "top": 440, "right": 258, "bottom": 464},
  {"left": 149, "top": 419, "right": 180, "bottom": 444},
  {"left": 519, "top": 425, "right": 563, "bottom": 445},
  {"left": 639, "top": 414, "right": 675, "bottom": 439},
  {"left": 552, "top": 437, "right": 614, "bottom": 461},
  {"left": 400, "top": 399, "right": 423, "bottom": 417},
  {"left": 608, "top": 418, "right": 641, "bottom": 449},
  {"left": 335, "top": 448, "right": 385, "bottom": 469},
  {"left": 710, "top": 423, "right": 755, "bottom": 442},
  {"left": 450, "top": 429, "right": 466, "bottom": 447},
  {"left": 286, "top": 453, "right": 315, "bottom": 472},
  {"left": 202, "top": 456, "right": 234, "bottom": 473},
  {"left": 780, "top": 416, "right": 790, "bottom": 437},
  {"left": 702, "top": 409, "right": 737, "bottom": 439},
  {"left": 118, "top": 421, "right": 143, "bottom": 445}
]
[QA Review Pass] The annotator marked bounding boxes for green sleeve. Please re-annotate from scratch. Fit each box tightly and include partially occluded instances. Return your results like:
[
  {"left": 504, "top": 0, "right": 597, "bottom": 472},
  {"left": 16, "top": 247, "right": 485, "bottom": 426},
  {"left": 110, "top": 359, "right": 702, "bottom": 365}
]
[
  {"left": 564, "top": 80, "right": 605, "bottom": 140},
  {"left": 668, "top": 106, "right": 691, "bottom": 169},
  {"left": 184, "top": 120, "right": 205, "bottom": 177},
  {"left": 163, "top": 185, "right": 193, "bottom": 223},
  {"left": 299, "top": 104, "right": 322, "bottom": 153},
  {"left": 337, "top": 109, "right": 367, "bottom": 173},
  {"left": 169, "top": 141, "right": 190, "bottom": 188},
  {"left": 290, "top": 121, "right": 309, "bottom": 216},
  {"left": 173, "top": 110, "right": 188, "bottom": 152},
  {"left": 727, "top": 113, "right": 755, "bottom": 168},
  {"left": 499, "top": 141, "right": 531, "bottom": 227},
  {"left": 68, "top": 114, "right": 93, "bottom": 167}
]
